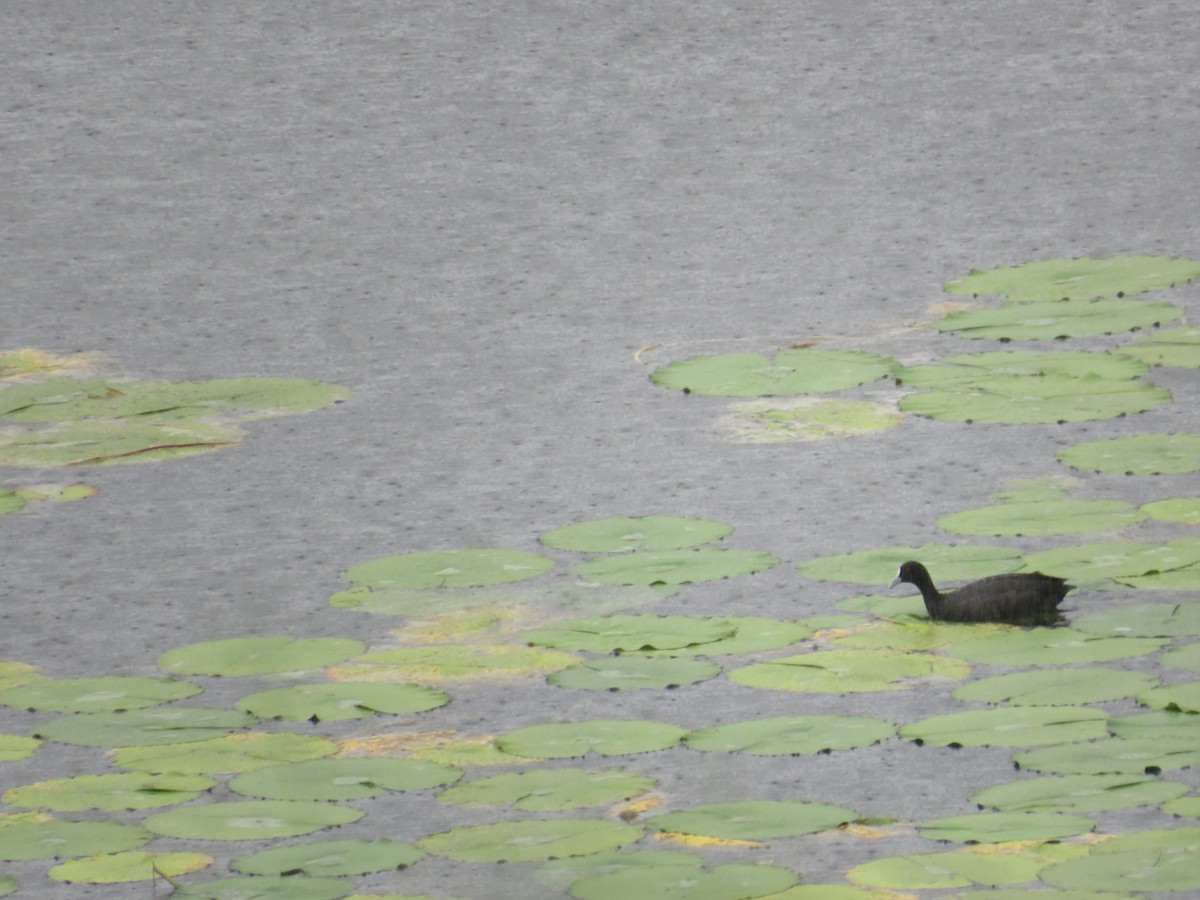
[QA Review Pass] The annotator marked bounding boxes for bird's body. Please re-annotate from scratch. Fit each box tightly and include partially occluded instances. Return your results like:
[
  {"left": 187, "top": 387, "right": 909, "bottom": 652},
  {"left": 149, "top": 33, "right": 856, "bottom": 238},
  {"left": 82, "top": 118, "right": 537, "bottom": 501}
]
[{"left": 890, "top": 560, "right": 1072, "bottom": 625}]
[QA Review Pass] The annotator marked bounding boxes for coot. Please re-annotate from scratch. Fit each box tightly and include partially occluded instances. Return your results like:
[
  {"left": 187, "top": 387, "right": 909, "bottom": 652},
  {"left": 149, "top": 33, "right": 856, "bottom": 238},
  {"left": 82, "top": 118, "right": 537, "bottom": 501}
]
[{"left": 889, "top": 560, "right": 1072, "bottom": 625}]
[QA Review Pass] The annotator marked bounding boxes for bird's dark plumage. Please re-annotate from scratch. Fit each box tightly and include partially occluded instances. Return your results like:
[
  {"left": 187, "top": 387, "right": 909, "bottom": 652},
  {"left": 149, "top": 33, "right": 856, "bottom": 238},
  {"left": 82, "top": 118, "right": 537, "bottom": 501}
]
[{"left": 889, "top": 560, "right": 1073, "bottom": 625}]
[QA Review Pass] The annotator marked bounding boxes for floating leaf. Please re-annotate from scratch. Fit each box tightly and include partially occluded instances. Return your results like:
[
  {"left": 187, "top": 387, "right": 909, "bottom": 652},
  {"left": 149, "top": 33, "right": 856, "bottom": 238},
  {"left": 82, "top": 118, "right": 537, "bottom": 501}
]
[
  {"left": 900, "top": 706, "right": 1107, "bottom": 747},
  {"left": 1122, "top": 324, "right": 1200, "bottom": 367},
  {"left": 729, "top": 649, "right": 969, "bottom": 693},
  {"left": 0, "top": 675, "right": 201, "bottom": 713},
  {"left": 235, "top": 682, "right": 448, "bottom": 721},
  {"left": 570, "top": 861, "right": 797, "bottom": 900},
  {"left": 0, "top": 736, "right": 39, "bottom": 762},
  {"left": 899, "top": 349, "right": 1149, "bottom": 388},
  {"left": 37, "top": 707, "right": 256, "bottom": 747},
  {"left": 948, "top": 628, "right": 1167, "bottom": 665},
  {"left": 344, "top": 548, "right": 553, "bottom": 589},
  {"left": 1015, "top": 737, "right": 1200, "bottom": 775},
  {"left": 953, "top": 667, "right": 1158, "bottom": 706},
  {"left": 48, "top": 850, "right": 212, "bottom": 883},
  {"left": 1138, "top": 681, "right": 1200, "bottom": 713},
  {"left": 918, "top": 810, "right": 1095, "bottom": 842},
  {"left": 644, "top": 800, "right": 854, "bottom": 840},
  {"left": 548, "top": 656, "right": 720, "bottom": 691},
  {"left": 0, "top": 662, "right": 44, "bottom": 692},
  {"left": 1073, "top": 602, "right": 1200, "bottom": 638},
  {"left": 4, "top": 773, "right": 215, "bottom": 811},
  {"left": 229, "top": 757, "right": 460, "bottom": 801},
  {"left": 419, "top": 819, "right": 641, "bottom": 862},
  {"left": 143, "top": 800, "right": 362, "bottom": 840},
  {"left": 643, "top": 616, "right": 812, "bottom": 656},
  {"left": 535, "top": 850, "right": 704, "bottom": 893},
  {"left": 1040, "top": 827, "right": 1200, "bottom": 892},
  {"left": 971, "top": 774, "right": 1188, "bottom": 813},
  {"left": 158, "top": 636, "right": 364, "bottom": 676},
  {"left": 685, "top": 714, "right": 895, "bottom": 755},
  {"left": 232, "top": 837, "right": 424, "bottom": 876},
  {"left": 540, "top": 516, "right": 732, "bottom": 552},
  {"left": 944, "top": 255, "right": 1200, "bottom": 301},
  {"left": 1159, "top": 640, "right": 1200, "bottom": 673},
  {"left": 523, "top": 615, "right": 736, "bottom": 653},
  {"left": 0, "top": 818, "right": 150, "bottom": 860},
  {"left": 574, "top": 548, "right": 778, "bottom": 585},
  {"left": 1058, "top": 433, "right": 1200, "bottom": 475},
  {"left": 0, "top": 419, "right": 245, "bottom": 467},
  {"left": 170, "top": 874, "right": 350, "bottom": 899},
  {"left": 937, "top": 498, "right": 1144, "bottom": 537},
  {"left": 849, "top": 845, "right": 1049, "bottom": 889},
  {"left": 335, "top": 644, "right": 578, "bottom": 683},
  {"left": 110, "top": 732, "right": 336, "bottom": 774},
  {"left": 1022, "top": 539, "right": 1200, "bottom": 587},
  {"left": 438, "top": 767, "right": 654, "bottom": 811},
  {"left": 715, "top": 397, "right": 903, "bottom": 443},
  {"left": 650, "top": 347, "right": 895, "bottom": 396},
  {"left": 796, "top": 543, "right": 1022, "bottom": 585},
  {"left": 0, "top": 492, "right": 25, "bottom": 516},
  {"left": 936, "top": 297, "right": 1181, "bottom": 340},
  {"left": 1141, "top": 497, "right": 1200, "bottom": 524},
  {"left": 496, "top": 719, "right": 687, "bottom": 759}
]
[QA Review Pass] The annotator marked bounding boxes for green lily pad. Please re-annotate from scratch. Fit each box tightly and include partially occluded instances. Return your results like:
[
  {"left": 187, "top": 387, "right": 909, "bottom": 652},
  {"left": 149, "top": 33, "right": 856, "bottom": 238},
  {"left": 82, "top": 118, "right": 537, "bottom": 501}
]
[
  {"left": 158, "top": 636, "right": 364, "bottom": 676},
  {"left": 1015, "top": 737, "right": 1200, "bottom": 775},
  {"left": 1163, "top": 796, "right": 1200, "bottom": 818},
  {"left": 644, "top": 799, "right": 854, "bottom": 840},
  {"left": 937, "top": 498, "right": 1144, "bottom": 537},
  {"left": 1022, "top": 539, "right": 1200, "bottom": 587},
  {"left": 4, "top": 772, "right": 215, "bottom": 811},
  {"left": 1040, "top": 827, "right": 1200, "bottom": 892},
  {"left": 229, "top": 757, "right": 461, "bottom": 801},
  {"left": 438, "top": 767, "right": 655, "bottom": 811},
  {"left": 1058, "top": 433, "right": 1200, "bottom": 475},
  {"left": 1121, "top": 324, "right": 1200, "bottom": 367},
  {"left": 953, "top": 667, "right": 1158, "bottom": 706},
  {"left": 730, "top": 648, "right": 969, "bottom": 692},
  {"left": 48, "top": 850, "right": 212, "bottom": 883},
  {"left": 715, "top": 397, "right": 904, "bottom": 443},
  {"left": 496, "top": 719, "right": 687, "bottom": 759},
  {"left": 944, "top": 255, "right": 1200, "bottom": 301},
  {"left": 232, "top": 837, "right": 424, "bottom": 877},
  {"left": 111, "top": 732, "right": 336, "bottom": 774},
  {"left": 971, "top": 774, "right": 1188, "bottom": 813},
  {"left": 1141, "top": 496, "right": 1200, "bottom": 524},
  {"left": 796, "top": 543, "right": 1022, "bottom": 585},
  {"left": 419, "top": 819, "right": 642, "bottom": 862},
  {"left": 936, "top": 297, "right": 1181, "bottom": 340},
  {"left": 0, "top": 491, "right": 25, "bottom": 516},
  {"left": 540, "top": 516, "right": 732, "bottom": 552},
  {"left": 330, "top": 582, "right": 664, "bottom": 617},
  {"left": 1073, "top": 602, "right": 1200, "bottom": 638},
  {"left": 547, "top": 655, "right": 721, "bottom": 691},
  {"left": 918, "top": 810, "right": 1095, "bottom": 842},
  {"left": 0, "top": 419, "right": 246, "bottom": 466},
  {"left": 0, "top": 675, "right": 201, "bottom": 713},
  {"left": 535, "top": 850, "right": 704, "bottom": 893},
  {"left": 1139, "top": 680, "right": 1200, "bottom": 713},
  {"left": 900, "top": 706, "right": 1108, "bottom": 747},
  {"left": 0, "top": 662, "right": 44, "bottom": 692},
  {"left": 831, "top": 619, "right": 1010, "bottom": 652},
  {"left": 523, "top": 615, "right": 736, "bottom": 653},
  {"left": 899, "top": 349, "right": 1150, "bottom": 388},
  {"left": 948, "top": 628, "right": 1168, "bottom": 665},
  {"left": 685, "top": 714, "right": 895, "bottom": 755},
  {"left": 339, "top": 644, "right": 579, "bottom": 682},
  {"left": 641, "top": 616, "right": 812, "bottom": 656},
  {"left": 0, "top": 736, "right": 40, "bottom": 762},
  {"left": 1159, "top": 640, "right": 1200, "bottom": 672},
  {"left": 574, "top": 548, "right": 779, "bottom": 585},
  {"left": 650, "top": 347, "right": 895, "bottom": 396},
  {"left": 36, "top": 707, "right": 257, "bottom": 747},
  {"left": 0, "top": 818, "right": 151, "bottom": 860},
  {"left": 344, "top": 547, "right": 553, "bottom": 589},
  {"left": 170, "top": 874, "right": 350, "bottom": 899},
  {"left": 570, "top": 861, "right": 798, "bottom": 900},
  {"left": 849, "top": 845, "right": 1054, "bottom": 889},
  {"left": 235, "top": 682, "right": 448, "bottom": 721},
  {"left": 143, "top": 800, "right": 362, "bottom": 840}
]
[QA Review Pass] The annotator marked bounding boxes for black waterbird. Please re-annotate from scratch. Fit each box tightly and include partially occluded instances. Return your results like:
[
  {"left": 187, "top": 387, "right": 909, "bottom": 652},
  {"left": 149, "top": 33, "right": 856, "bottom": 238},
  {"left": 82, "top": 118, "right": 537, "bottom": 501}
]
[{"left": 889, "top": 560, "right": 1073, "bottom": 625}]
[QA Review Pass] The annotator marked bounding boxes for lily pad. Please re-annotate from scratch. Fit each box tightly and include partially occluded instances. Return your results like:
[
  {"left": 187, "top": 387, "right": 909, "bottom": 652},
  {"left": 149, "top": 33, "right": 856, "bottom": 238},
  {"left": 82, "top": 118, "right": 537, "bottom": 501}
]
[
  {"left": 540, "top": 516, "right": 732, "bottom": 552},
  {"left": 685, "top": 714, "right": 895, "bottom": 755},
  {"left": 36, "top": 707, "right": 257, "bottom": 747},
  {"left": 523, "top": 615, "right": 736, "bottom": 653},
  {"left": 547, "top": 656, "right": 721, "bottom": 691},
  {"left": 900, "top": 706, "right": 1108, "bottom": 747},
  {"left": 650, "top": 347, "right": 895, "bottom": 396},
  {"left": 0, "top": 736, "right": 40, "bottom": 762},
  {"left": 158, "top": 636, "right": 364, "bottom": 676},
  {"left": 0, "top": 419, "right": 246, "bottom": 467},
  {"left": 232, "top": 837, "right": 425, "bottom": 876},
  {"left": 574, "top": 548, "right": 779, "bottom": 585},
  {"left": 729, "top": 648, "right": 969, "bottom": 692},
  {"left": 496, "top": 719, "right": 687, "bottom": 759},
  {"left": 935, "top": 297, "right": 1181, "bottom": 340},
  {"left": 0, "top": 675, "right": 201, "bottom": 713},
  {"left": 1040, "top": 827, "right": 1200, "bottom": 892},
  {"left": 0, "top": 818, "right": 151, "bottom": 860},
  {"left": 419, "top": 819, "right": 642, "bottom": 862},
  {"left": 952, "top": 667, "right": 1158, "bottom": 706},
  {"left": 344, "top": 547, "right": 554, "bottom": 589},
  {"left": 4, "top": 772, "right": 215, "bottom": 811},
  {"left": 849, "top": 845, "right": 1061, "bottom": 889},
  {"left": 948, "top": 628, "right": 1168, "bottom": 665},
  {"left": 1022, "top": 539, "right": 1200, "bottom": 587},
  {"left": 644, "top": 799, "right": 855, "bottom": 840},
  {"left": 1141, "top": 496, "right": 1200, "bottom": 524},
  {"left": 918, "top": 810, "right": 1095, "bottom": 842},
  {"left": 143, "top": 800, "right": 362, "bottom": 840},
  {"left": 535, "top": 850, "right": 704, "bottom": 893},
  {"left": 48, "top": 850, "right": 212, "bottom": 883},
  {"left": 796, "top": 543, "right": 1022, "bottom": 585},
  {"left": 944, "top": 255, "right": 1200, "bottom": 301},
  {"left": 937, "top": 498, "right": 1144, "bottom": 537},
  {"left": 170, "top": 874, "right": 349, "bottom": 899},
  {"left": 110, "top": 732, "right": 336, "bottom": 774},
  {"left": 1158, "top": 640, "right": 1200, "bottom": 673},
  {"left": 570, "top": 861, "right": 797, "bottom": 900},
  {"left": 229, "top": 757, "right": 461, "bottom": 801},
  {"left": 1138, "top": 680, "right": 1200, "bottom": 713},
  {"left": 1073, "top": 602, "right": 1200, "bottom": 638},
  {"left": 1058, "top": 433, "right": 1200, "bottom": 475},
  {"left": 715, "top": 397, "right": 904, "bottom": 443},
  {"left": 438, "top": 767, "right": 655, "bottom": 810},
  {"left": 1015, "top": 737, "right": 1200, "bottom": 775},
  {"left": 640, "top": 616, "right": 812, "bottom": 656},
  {"left": 334, "top": 644, "right": 579, "bottom": 683},
  {"left": 1121, "top": 324, "right": 1200, "bottom": 367},
  {"left": 971, "top": 774, "right": 1188, "bottom": 813},
  {"left": 235, "top": 682, "right": 449, "bottom": 721}
]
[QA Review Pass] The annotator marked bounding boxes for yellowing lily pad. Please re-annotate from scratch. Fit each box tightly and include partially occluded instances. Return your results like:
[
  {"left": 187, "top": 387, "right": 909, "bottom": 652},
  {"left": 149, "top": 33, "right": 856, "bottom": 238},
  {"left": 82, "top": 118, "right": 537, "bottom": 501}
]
[
  {"left": 333, "top": 644, "right": 579, "bottom": 683},
  {"left": 715, "top": 397, "right": 903, "bottom": 443}
]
